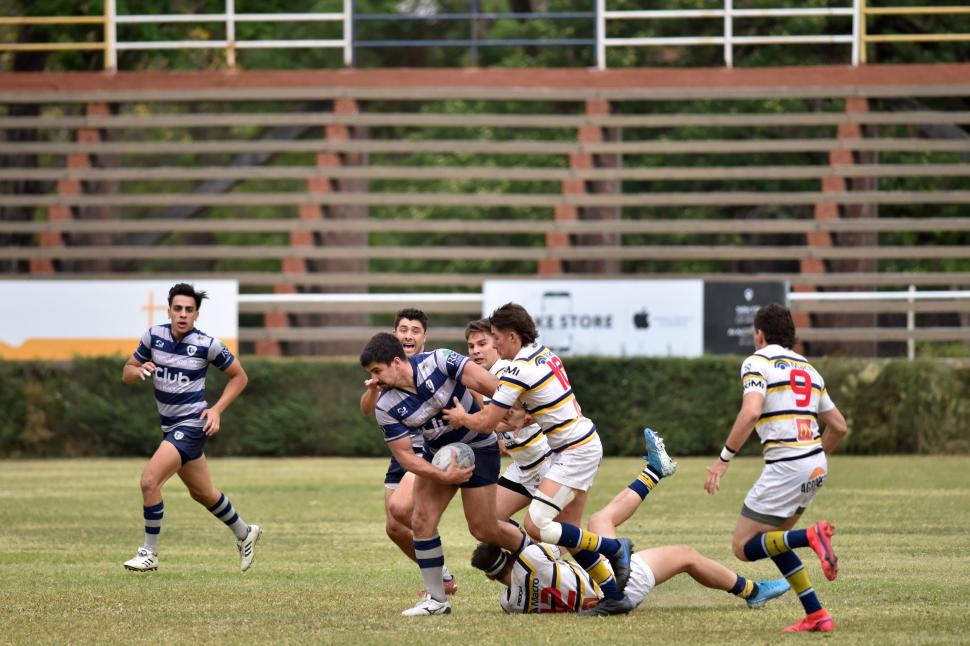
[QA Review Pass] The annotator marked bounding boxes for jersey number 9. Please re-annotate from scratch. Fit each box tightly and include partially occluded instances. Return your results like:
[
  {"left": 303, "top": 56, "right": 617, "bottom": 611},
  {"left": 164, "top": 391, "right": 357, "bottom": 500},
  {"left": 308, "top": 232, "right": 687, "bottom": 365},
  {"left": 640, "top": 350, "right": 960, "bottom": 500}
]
[{"left": 789, "top": 368, "right": 813, "bottom": 407}]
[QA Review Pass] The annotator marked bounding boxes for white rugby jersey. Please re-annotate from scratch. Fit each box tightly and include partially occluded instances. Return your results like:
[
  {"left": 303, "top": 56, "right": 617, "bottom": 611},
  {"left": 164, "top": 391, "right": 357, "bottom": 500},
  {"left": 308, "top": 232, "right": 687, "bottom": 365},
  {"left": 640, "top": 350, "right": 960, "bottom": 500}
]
[
  {"left": 490, "top": 359, "right": 551, "bottom": 471},
  {"left": 375, "top": 349, "right": 496, "bottom": 455},
  {"left": 490, "top": 343, "right": 596, "bottom": 452},
  {"left": 500, "top": 543, "right": 601, "bottom": 614},
  {"left": 740, "top": 344, "right": 835, "bottom": 463},
  {"left": 133, "top": 324, "right": 235, "bottom": 433}
]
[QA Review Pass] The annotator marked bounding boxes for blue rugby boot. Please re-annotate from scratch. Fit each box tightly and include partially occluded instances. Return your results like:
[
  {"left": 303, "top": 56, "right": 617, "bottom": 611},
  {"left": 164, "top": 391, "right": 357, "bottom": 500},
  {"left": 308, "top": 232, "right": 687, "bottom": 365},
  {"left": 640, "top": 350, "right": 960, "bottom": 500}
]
[
  {"left": 643, "top": 428, "right": 677, "bottom": 478},
  {"left": 746, "top": 578, "right": 791, "bottom": 609}
]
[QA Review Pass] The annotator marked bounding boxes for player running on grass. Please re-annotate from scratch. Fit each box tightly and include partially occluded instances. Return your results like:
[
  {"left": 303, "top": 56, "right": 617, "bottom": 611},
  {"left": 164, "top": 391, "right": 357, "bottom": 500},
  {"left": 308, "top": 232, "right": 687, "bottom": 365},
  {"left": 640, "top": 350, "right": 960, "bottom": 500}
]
[
  {"left": 444, "top": 303, "right": 636, "bottom": 615},
  {"left": 472, "top": 429, "right": 791, "bottom": 615},
  {"left": 704, "top": 303, "right": 849, "bottom": 633},
  {"left": 359, "top": 309, "right": 457, "bottom": 596},
  {"left": 121, "top": 283, "right": 260, "bottom": 573}
]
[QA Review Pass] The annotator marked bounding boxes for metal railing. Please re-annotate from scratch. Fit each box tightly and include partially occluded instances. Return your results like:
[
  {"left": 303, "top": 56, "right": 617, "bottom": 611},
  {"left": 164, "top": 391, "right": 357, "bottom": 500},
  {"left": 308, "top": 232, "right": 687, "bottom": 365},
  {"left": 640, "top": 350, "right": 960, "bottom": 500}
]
[{"left": 0, "top": 2, "right": 967, "bottom": 70}]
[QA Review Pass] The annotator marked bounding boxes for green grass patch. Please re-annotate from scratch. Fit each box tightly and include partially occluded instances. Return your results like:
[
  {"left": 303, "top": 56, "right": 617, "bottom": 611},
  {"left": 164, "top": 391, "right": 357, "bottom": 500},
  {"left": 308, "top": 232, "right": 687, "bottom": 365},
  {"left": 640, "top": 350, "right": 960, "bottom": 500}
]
[{"left": 1, "top": 456, "right": 968, "bottom": 644}]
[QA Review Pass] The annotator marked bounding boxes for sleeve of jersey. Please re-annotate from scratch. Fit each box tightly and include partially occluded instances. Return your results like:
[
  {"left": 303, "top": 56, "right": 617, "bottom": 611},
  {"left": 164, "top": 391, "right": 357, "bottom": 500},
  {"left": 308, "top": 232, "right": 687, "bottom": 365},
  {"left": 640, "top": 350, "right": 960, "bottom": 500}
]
[
  {"left": 133, "top": 330, "right": 152, "bottom": 361},
  {"left": 740, "top": 356, "right": 767, "bottom": 396},
  {"left": 435, "top": 348, "right": 468, "bottom": 381},
  {"left": 375, "top": 408, "right": 411, "bottom": 444},
  {"left": 490, "top": 372, "right": 528, "bottom": 410},
  {"left": 208, "top": 339, "right": 236, "bottom": 370},
  {"left": 818, "top": 383, "right": 836, "bottom": 412}
]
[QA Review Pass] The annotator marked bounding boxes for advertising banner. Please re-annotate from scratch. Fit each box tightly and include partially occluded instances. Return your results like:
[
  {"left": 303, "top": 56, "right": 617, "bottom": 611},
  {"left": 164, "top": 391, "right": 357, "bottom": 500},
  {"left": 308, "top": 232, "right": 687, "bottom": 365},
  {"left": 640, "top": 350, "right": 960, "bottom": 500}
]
[
  {"left": 482, "top": 280, "right": 704, "bottom": 357},
  {"left": 0, "top": 280, "right": 238, "bottom": 360},
  {"left": 703, "top": 281, "right": 789, "bottom": 355}
]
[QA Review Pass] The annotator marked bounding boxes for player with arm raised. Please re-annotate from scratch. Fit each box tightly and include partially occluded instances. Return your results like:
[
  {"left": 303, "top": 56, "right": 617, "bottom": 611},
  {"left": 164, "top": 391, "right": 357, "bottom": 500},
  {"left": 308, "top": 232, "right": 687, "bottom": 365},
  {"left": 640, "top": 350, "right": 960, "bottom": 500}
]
[
  {"left": 120, "top": 283, "right": 260, "bottom": 573},
  {"left": 360, "top": 332, "right": 529, "bottom": 617},
  {"left": 471, "top": 429, "right": 790, "bottom": 615},
  {"left": 444, "top": 303, "right": 635, "bottom": 615},
  {"left": 704, "top": 303, "right": 849, "bottom": 633}
]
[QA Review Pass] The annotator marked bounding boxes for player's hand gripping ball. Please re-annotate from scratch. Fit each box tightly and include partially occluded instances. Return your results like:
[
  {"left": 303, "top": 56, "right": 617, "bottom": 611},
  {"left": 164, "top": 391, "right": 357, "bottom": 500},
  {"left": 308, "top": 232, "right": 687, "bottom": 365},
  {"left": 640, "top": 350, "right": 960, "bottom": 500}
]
[{"left": 431, "top": 442, "right": 475, "bottom": 470}]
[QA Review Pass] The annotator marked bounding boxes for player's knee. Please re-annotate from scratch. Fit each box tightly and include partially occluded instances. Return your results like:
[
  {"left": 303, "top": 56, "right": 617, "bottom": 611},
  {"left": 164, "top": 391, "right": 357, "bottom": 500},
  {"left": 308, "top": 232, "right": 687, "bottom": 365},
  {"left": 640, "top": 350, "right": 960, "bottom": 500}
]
[
  {"left": 523, "top": 514, "right": 541, "bottom": 540},
  {"left": 587, "top": 509, "right": 609, "bottom": 533},
  {"left": 139, "top": 472, "right": 161, "bottom": 495},
  {"left": 388, "top": 499, "right": 412, "bottom": 529},
  {"left": 731, "top": 539, "right": 750, "bottom": 562},
  {"left": 385, "top": 516, "right": 409, "bottom": 543}
]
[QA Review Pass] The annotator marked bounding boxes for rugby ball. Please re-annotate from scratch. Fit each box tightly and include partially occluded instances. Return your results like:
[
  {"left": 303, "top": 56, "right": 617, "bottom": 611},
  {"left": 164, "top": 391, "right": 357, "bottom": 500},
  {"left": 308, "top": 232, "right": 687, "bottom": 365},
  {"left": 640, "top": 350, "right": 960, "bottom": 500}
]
[{"left": 431, "top": 443, "right": 475, "bottom": 470}]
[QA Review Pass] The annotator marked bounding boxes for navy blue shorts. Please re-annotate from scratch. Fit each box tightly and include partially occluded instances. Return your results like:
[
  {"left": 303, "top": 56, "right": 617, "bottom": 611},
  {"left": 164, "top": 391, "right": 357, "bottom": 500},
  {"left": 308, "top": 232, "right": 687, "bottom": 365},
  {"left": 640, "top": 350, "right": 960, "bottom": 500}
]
[
  {"left": 424, "top": 444, "right": 500, "bottom": 489},
  {"left": 385, "top": 455, "right": 407, "bottom": 486},
  {"left": 163, "top": 426, "right": 207, "bottom": 464}
]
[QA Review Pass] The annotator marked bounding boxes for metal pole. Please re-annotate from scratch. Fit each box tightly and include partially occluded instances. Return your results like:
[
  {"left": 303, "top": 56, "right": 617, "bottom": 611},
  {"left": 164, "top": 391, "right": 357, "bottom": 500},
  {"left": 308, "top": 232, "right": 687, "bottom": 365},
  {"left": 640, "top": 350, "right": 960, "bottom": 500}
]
[
  {"left": 345, "top": 0, "right": 354, "bottom": 67},
  {"left": 595, "top": 0, "right": 605, "bottom": 70},
  {"left": 851, "top": 0, "right": 861, "bottom": 65},
  {"left": 225, "top": 0, "right": 236, "bottom": 68},
  {"left": 724, "top": 0, "right": 733, "bottom": 68},
  {"left": 104, "top": 0, "right": 117, "bottom": 71},
  {"left": 907, "top": 284, "right": 915, "bottom": 360},
  {"left": 470, "top": 0, "right": 479, "bottom": 66}
]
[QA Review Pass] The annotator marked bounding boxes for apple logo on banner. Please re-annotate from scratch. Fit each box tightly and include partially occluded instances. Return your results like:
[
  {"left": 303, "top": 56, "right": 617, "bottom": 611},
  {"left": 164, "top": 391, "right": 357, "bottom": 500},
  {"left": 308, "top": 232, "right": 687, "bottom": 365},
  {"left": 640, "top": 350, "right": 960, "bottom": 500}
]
[
  {"left": 744, "top": 288, "right": 754, "bottom": 302},
  {"left": 633, "top": 309, "right": 650, "bottom": 330}
]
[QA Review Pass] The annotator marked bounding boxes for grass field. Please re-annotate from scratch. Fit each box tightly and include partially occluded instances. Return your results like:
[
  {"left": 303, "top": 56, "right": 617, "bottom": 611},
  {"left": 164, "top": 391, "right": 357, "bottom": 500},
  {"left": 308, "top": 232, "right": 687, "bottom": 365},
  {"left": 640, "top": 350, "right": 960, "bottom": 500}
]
[{"left": 1, "top": 456, "right": 968, "bottom": 645}]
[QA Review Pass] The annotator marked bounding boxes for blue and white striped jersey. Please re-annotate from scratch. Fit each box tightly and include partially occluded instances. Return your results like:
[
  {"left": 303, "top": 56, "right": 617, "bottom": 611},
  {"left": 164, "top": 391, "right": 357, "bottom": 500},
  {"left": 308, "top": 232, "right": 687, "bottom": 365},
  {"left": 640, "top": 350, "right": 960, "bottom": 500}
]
[
  {"left": 374, "top": 349, "right": 495, "bottom": 455},
  {"left": 133, "top": 324, "right": 235, "bottom": 433}
]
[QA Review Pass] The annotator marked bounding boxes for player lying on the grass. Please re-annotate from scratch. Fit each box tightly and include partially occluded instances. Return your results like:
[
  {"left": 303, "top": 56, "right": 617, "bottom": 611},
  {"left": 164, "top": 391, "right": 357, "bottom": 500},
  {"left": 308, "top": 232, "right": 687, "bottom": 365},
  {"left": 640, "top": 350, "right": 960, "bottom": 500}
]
[
  {"left": 120, "top": 283, "right": 260, "bottom": 573},
  {"left": 358, "top": 309, "right": 457, "bottom": 596},
  {"left": 360, "top": 332, "right": 530, "bottom": 617},
  {"left": 472, "top": 429, "right": 791, "bottom": 615},
  {"left": 704, "top": 303, "right": 849, "bottom": 633},
  {"left": 445, "top": 303, "right": 637, "bottom": 615}
]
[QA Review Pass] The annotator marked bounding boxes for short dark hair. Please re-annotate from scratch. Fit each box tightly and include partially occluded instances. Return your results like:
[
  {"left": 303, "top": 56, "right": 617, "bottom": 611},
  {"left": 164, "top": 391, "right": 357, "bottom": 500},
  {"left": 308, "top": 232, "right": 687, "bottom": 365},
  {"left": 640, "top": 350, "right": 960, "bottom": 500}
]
[
  {"left": 754, "top": 303, "right": 796, "bottom": 349},
  {"left": 394, "top": 308, "right": 429, "bottom": 332},
  {"left": 359, "top": 332, "right": 407, "bottom": 367},
  {"left": 470, "top": 542, "right": 513, "bottom": 580},
  {"left": 464, "top": 318, "right": 492, "bottom": 340},
  {"left": 168, "top": 283, "right": 208, "bottom": 309},
  {"left": 489, "top": 303, "right": 538, "bottom": 345}
]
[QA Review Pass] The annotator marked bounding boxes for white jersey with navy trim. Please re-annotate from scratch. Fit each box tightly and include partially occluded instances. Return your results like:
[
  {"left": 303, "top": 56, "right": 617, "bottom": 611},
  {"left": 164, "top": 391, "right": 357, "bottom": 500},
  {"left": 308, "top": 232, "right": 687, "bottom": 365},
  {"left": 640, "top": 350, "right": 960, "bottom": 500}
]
[
  {"left": 375, "top": 349, "right": 495, "bottom": 455},
  {"left": 740, "top": 344, "right": 835, "bottom": 463},
  {"left": 500, "top": 543, "right": 601, "bottom": 614},
  {"left": 490, "top": 343, "right": 596, "bottom": 452},
  {"left": 133, "top": 324, "right": 235, "bottom": 433},
  {"left": 490, "top": 359, "right": 551, "bottom": 472}
]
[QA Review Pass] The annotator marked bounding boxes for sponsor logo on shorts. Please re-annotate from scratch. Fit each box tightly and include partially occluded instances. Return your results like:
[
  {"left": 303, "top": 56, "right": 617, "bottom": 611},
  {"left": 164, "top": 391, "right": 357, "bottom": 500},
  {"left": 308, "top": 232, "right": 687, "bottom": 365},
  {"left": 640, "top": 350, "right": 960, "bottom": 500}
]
[
  {"left": 800, "top": 466, "right": 827, "bottom": 493},
  {"left": 174, "top": 431, "right": 184, "bottom": 440}
]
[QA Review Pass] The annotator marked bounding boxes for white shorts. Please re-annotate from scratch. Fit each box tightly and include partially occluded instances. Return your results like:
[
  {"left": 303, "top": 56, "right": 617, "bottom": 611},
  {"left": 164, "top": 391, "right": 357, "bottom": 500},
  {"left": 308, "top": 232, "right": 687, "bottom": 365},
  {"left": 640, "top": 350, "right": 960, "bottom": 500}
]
[
  {"left": 743, "top": 451, "right": 828, "bottom": 525},
  {"left": 544, "top": 434, "right": 602, "bottom": 492},
  {"left": 624, "top": 554, "right": 656, "bottom": 609},
  {"left": 501, "top": 459, "right": 551, "bottom": 497}
]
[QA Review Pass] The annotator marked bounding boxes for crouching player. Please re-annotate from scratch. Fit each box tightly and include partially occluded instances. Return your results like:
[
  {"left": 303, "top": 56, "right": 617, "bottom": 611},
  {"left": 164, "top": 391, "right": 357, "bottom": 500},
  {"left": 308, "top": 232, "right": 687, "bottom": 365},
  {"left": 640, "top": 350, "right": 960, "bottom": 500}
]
[{"left": 472, "top": 430, "right": 790, "bottom": 616}]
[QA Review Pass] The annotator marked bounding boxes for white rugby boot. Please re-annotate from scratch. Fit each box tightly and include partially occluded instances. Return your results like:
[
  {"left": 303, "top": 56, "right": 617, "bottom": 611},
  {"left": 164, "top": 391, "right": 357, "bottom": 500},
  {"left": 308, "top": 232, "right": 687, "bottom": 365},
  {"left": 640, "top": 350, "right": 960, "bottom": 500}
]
[
  {"left": 402, "top": 594, "right": 452, "bottom": 616},
  {"left": 237, "top": 524, "right": 262, "bottom": 572},
  {"left": 123, "top": 547, "right": 158, "bottom": 572}
]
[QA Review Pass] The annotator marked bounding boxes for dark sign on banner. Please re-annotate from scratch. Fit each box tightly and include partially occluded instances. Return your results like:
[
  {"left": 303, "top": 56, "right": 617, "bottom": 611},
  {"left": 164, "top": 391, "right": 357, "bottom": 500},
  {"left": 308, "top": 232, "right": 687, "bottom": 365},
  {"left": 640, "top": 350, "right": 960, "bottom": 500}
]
[{"left": 704, "top": 281, "right": 788, "bottom": 355}]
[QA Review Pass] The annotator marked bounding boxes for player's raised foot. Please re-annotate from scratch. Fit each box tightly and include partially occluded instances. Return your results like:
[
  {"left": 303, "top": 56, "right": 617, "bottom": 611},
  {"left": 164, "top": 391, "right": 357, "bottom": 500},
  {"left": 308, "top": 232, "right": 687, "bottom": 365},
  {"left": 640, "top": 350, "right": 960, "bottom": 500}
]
[
  {"left": 785, "top": 609, "right": 835, "bottom": 633},
  {"left": 607, "top": 538, "right": 635, "bottom": 593},
  {"left": 237, "top": 524, "right": 261, "bottom": 572},
  {"left": 417, "top": 574, "right": 459, "bottom": 597},
  {"left": 806, "top": 520, "right": 838, "bottom": 581},
  {"left": 746, "top": 578, "right": 791, "bottom": 609},
  {"left": 578, "top": 595, "right": 636, "bottom": 617},
  {"left": 402, "top": 595, "right": 452, "bottom": 617},
  {"left": 643, "top": 428, "right": 677, "bottom": 478},
  {"left": 123, "top": 547, "right": 158, "bottom": 572}
]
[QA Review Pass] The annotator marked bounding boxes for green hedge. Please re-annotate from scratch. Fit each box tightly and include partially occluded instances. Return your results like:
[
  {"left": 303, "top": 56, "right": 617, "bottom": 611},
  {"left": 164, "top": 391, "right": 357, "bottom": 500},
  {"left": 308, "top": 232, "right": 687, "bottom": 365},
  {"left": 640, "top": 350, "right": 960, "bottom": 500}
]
[{"left": 0, "top": 357, "right": 967, "bottom": 458}]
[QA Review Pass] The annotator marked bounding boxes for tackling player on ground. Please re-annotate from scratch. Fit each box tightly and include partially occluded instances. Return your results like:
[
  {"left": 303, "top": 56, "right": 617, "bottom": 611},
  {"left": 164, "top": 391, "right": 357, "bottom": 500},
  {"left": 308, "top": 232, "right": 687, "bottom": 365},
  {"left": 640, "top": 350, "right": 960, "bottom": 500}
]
[
  {"left": 472, "top": 429, "right": 791, "bottom": 615},
  {"left": 704, "top": 303, "right": 849, "bottom": 633}
]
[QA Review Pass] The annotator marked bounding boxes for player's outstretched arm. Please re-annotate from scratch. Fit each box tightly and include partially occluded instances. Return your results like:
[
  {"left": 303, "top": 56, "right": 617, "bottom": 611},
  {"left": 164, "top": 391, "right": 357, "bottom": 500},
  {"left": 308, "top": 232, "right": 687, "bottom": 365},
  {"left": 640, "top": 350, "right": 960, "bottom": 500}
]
[
  {"left": 200, "top": 360, "right": 248, "bottom": 436},
  {"left": 444, "top": 397, "right": 505, "bottom": 434},
  {"left": 704, "top": 391, "right": 763, "bottom": 495},
  {"left": 819, "top": 405, "right": 849, "bottom": 454}
]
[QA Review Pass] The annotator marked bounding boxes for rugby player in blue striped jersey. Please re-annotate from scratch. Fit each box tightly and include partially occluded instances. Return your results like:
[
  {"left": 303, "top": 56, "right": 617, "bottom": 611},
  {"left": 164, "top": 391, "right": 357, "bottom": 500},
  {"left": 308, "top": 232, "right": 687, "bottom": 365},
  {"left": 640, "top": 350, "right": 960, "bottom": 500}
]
[
  {"left": 360, "top": 332, "right": 530, "bottom": 617},
  {"left": 704, "top": 304, "right": 849, "bottom": 633},
  {"left": 121, "top": 283, "right": 260, "bottom": 573}
]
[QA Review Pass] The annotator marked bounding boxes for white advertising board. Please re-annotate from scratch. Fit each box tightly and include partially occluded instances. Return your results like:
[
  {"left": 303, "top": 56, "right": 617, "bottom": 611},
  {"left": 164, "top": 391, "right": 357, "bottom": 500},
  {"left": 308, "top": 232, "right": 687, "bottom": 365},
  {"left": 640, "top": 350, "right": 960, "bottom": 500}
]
[
  {"left": 0, "top": 280, "right": 238, "bottom": 360},
  {"left": 482, "top": 280, "right": 704, "bottom": 357}
]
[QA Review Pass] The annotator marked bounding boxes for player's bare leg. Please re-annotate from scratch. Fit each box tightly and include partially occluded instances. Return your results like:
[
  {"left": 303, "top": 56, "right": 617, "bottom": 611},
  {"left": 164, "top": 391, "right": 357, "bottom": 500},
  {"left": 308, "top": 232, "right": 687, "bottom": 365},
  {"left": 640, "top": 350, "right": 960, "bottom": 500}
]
[
  {"left": 404, "top": 476, "right": 457, "bottom": 615},
  {"left": 123, "top": 441, "right": 181, "bottom": 571},
  {"left": 461, "top": 485, "right": 525, "bottom": 553}
]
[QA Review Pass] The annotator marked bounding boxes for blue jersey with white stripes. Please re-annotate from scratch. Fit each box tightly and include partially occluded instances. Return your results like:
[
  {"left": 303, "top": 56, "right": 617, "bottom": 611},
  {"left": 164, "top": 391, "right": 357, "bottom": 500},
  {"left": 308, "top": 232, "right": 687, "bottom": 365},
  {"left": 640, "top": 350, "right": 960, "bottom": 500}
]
[
  {"left": 374, "top": 349, "right": 495, "bottom": 455},
  {"left": 133, "top": 324, "right": 235, "bottom": 433}
]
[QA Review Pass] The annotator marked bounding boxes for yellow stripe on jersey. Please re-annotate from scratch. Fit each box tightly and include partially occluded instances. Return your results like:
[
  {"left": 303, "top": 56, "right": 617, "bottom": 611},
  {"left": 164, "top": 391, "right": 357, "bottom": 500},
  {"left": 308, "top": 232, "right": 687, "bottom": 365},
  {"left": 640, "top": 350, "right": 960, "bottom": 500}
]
[
  {"left": 525, "top": 372, "right": 555, "bottom": 394},
  {"left": 517, "top": 552, "right": 539, "bottom": 612},
  {"left": 766, "top": 384, "right": 823, "bottom": 396},
  {"left": 762, "top": 439, "right": 822, "bottom": 451},
  {"left": 507, "top": 432, "right": 546, "bottom": 452},
  {"left": 564, "top": 561, "right": 596, "bottom": 609},
  {"left": 530, "top": 393, "right": 578, "bottom": 418},
  {"left": 498, "top": 379, "right": 527, "bottom": 393}
]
